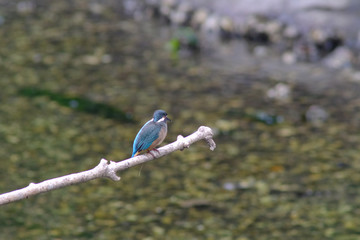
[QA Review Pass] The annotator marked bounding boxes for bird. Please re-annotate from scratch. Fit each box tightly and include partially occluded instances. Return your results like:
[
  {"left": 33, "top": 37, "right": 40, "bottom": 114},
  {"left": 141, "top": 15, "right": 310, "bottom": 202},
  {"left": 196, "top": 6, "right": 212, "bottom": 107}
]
[{"left": 132, "top": 110, "right": 171, "bottom": 157}]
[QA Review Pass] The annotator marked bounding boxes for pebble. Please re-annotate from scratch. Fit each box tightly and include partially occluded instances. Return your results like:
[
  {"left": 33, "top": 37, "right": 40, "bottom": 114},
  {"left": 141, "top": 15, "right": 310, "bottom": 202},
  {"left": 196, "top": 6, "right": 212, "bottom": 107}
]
[
  {"left": 219, "top": 17, "right": 234, "bottom": 38},
  {"left": 311, "top": 28, "right": 327, "bottom": 43},
  {"left": 305, "top": 105, "right": 328, "bottom": 125},
  {"left": 89, "top": 2, "right": 104, "bottom": 14},
  {"left": 170, "top": 9, "right": 187, "bottom": 25},
  {"left": 17, "top": 1, "right": 35, "bottom": 13},
  {"left": 201, "top": 14, "right": 220, "bottom": 33},
  {"left": 171, "top": 3, "right": 192, "bottom": 25},
  {"left": 350, "top": 71, "right": 360, "bottom": 82},
  {"left": 282, "top": 51, "right": 297, "bottom": 64},
  {"left": 266, "top": 83, "right": 291, "bottom": 101},
  {"left": 191, "top": 8, "right": 208, "bottom": 28},
  {"left": 283, "top": 25, "right": 300, "bottom": 39},
  {"left": 265, "top": 20, "right": 283, "bottom": 38},
  {"left": 161, "top": 0, "right": 176, "bottom": 8},
  {"left": 254, "top": 45, "right": 268, "bottom": 57}
]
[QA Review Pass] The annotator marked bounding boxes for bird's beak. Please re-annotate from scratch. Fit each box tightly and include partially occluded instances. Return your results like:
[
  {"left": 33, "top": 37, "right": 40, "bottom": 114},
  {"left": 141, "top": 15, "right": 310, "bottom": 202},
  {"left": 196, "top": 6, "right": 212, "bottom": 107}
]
[{"left": 166, "top": 116, "right": 171, "bottom": 122}]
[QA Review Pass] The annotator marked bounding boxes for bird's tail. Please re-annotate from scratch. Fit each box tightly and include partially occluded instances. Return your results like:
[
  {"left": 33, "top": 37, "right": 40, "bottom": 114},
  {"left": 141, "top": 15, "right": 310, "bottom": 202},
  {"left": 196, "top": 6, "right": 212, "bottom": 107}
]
[{"left": 131, "top": 151, "right": 140, "bottom": 158}]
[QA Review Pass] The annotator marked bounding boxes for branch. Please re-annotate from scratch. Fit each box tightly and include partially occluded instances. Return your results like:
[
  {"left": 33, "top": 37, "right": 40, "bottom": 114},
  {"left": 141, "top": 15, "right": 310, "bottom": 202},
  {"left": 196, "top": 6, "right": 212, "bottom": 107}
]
[{"left": 0, "top": 126, "right": 216, "bottom": 206}]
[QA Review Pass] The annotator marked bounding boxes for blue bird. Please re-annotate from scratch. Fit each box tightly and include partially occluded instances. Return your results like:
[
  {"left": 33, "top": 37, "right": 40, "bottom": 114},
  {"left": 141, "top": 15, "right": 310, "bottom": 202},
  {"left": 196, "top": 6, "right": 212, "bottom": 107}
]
[{"left": 132, "top": 110, "right": 171, "bottom": 157}]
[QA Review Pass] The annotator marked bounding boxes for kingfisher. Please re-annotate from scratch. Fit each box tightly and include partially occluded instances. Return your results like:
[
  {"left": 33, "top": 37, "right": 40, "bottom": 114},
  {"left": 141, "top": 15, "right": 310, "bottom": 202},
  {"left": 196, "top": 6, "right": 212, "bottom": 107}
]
[{"left": 131, "top": 110, "right": 171, "bottom": 157}]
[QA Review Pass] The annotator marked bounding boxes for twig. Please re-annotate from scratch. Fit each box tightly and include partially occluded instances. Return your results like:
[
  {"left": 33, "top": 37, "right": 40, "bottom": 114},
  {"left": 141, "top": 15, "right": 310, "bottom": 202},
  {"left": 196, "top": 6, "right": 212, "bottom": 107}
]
[{"left": 0, "top": 126, "right": 216, "bottom": 205}]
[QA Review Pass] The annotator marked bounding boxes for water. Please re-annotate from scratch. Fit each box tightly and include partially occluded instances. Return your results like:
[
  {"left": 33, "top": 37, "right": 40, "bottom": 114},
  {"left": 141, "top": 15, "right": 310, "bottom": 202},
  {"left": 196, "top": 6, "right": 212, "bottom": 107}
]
[{"left": 1, "top": 1, "right": 360, "bottom": 239}]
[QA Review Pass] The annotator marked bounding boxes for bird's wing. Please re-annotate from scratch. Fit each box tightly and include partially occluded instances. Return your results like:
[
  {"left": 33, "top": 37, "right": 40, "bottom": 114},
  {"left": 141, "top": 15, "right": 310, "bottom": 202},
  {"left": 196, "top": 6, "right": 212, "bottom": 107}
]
[{"left": 132, "top": 121, "right": 160, "bottom": 156}]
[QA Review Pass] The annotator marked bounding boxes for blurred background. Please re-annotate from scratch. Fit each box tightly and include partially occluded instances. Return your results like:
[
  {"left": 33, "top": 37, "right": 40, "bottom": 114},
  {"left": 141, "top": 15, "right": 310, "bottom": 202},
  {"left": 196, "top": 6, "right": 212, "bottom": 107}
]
[{"left": 1, "top": 0, "right": 360, "bottom": 239}]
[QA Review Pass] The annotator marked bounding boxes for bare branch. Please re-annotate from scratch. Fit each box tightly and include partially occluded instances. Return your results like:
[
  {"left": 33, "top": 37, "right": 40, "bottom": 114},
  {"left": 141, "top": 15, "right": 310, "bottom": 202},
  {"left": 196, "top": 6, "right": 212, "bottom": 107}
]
[{"left": 0, "top": 126, "right": 216, "bottom": 206}]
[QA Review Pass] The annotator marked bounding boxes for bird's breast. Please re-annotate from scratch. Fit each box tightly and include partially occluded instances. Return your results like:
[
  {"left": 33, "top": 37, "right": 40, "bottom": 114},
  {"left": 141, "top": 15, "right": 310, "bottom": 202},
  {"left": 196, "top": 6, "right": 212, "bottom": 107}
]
[{"left": 157, "top": 124, "right": 167, "bottom": 143}]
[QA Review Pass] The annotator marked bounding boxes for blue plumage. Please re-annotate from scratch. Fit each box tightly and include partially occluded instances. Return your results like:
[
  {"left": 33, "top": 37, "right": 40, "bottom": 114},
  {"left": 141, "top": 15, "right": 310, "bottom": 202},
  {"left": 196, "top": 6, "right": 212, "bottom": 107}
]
[{"left": 132, "top": 110, "right": 171, "bottom": 157}]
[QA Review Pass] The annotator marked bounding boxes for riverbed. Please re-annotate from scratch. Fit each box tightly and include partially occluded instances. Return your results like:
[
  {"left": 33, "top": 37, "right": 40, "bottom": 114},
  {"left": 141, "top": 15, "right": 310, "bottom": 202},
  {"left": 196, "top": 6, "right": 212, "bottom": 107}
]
[{"left": 1, "top": 1, "right": 360, "bottom": 239}]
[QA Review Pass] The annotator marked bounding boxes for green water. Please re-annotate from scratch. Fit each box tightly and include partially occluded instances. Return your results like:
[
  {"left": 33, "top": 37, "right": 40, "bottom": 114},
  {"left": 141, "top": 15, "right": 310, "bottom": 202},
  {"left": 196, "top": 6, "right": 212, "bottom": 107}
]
[{"left": 1, "top": 1, "right": 360, "bottom": 239}]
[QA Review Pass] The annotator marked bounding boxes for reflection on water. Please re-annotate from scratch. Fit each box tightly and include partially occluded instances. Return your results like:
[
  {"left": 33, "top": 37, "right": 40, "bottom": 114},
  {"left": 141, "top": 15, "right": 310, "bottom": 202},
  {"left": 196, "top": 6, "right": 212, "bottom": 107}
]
[
  {"left": 1, "top": 1, "right": 360, "bottom": 239},
  {"left": 19, "top": 87, "right": 134, "bottom": 123}
]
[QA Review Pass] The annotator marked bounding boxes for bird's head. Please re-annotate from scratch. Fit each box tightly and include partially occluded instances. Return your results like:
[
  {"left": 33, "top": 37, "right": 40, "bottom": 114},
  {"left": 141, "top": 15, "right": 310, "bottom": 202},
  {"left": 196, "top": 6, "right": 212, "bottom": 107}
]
[{"left": 153, "top": 109, "right": 171, "bottom": 123}]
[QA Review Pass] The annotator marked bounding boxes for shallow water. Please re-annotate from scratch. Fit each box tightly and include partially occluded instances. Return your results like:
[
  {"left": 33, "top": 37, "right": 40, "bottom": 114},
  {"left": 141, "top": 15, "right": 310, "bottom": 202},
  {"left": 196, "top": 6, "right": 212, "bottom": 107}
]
[{"left": 1, "top": 1, "right": 360, "bottom": 239}]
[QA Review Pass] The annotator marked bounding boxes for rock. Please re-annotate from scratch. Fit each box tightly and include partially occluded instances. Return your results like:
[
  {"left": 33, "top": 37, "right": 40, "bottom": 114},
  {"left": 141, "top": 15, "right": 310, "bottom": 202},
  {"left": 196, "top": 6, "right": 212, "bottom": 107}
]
[
  {"left": 266, "top": 83, "right": 291, "bottom": 101},
  {"left": 160, "top": 5, "right": 171, "bottom": 18},
  {"left": 89, "top": 2, "right": 104, "bottom": 14},
  {"left": 191, "top": 8, "right": 209, "bottom": 28},
  {"left": 170, "top": 9, "right": 187, "bottom": 25},
  {"left": 265, "top": 20, "right": 283, "bottom": 41},
  {"left": 265, "top": 20, "right": 282, "bottom": 35},
  {"left": 138, "top": 0, "right": 360, "bottom": 67},
  {"left": 201, "top": 14, "right": 220, "bottom": 33},
  {"left": 223, "top": 182, "right": 237, "bottom": 191},
  {"left": 282, "top": 51, "right": 297, "bottom": 65},
  {"left": 219, "top": 17, "right": 234, "bottom": 39},
  {"left": 242, "top": 17, "right": 270, "bottom": 44},
  {"left": 244, "top": 29, "right": 270, "bottom": 44},
  {"left": 350, "top": 71, "right": 360, "bottom": 82},
  {"left": 159, "top": 0, "right": 177, "bottom": 21},
  {"left": 305, "top": 105, "right": 328, "bottom": 125},
  {"left": 316, "top": 36, "right": 343, "bottom": 55},
  {"left": 177, "top": 2, "right": 192, "bottom": 15},
  {"left": 170, "top": 2, "right": 192, "bottom": 25},
  {"left": 283, "top": 25, "right": 300, "bottom": 39},
  {"left": 161, "top": 0, "right": 176, "bottom": 8},
  {"left": 310, "top": 29, "right": 343, "bottom": 55},
  {"left": 277, "top": 127, "right": 296, "bottom": 137},
  {"left": 17, "top": 1, "right": 35, "bottom": 13},
  {"left": 123, "top": 1, "right": 146, "bottom": 20},
  {"left": 220, "top": 17, "right": 234, "bottom": 32},
  {"left": 322, "top": 46, "right": 353, "bottom": 69},
  {"left": 145, "top": 0, "right": 159, "bottom": 5},
  {"left": 293, "top": 40, "right": 319, "bottom": 62},
  {"left": 101, "top": 54, "right": 112, "bottom": 64},
  {"left": 310, "top": 29, "right": 327, "bottom": 43},
  {"left": 288, "top": 1, "right": 350, "bottom": 11},
  {"left": 254, "top": 46, "right": 268, "bottom": 57}
]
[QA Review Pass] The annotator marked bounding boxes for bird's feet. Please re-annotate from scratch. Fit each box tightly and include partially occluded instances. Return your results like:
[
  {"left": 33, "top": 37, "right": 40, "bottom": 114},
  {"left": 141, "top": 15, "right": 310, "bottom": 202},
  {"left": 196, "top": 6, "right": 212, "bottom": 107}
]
[{"left": 147, "top": 148, "right": 160, "bottom": 158}]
